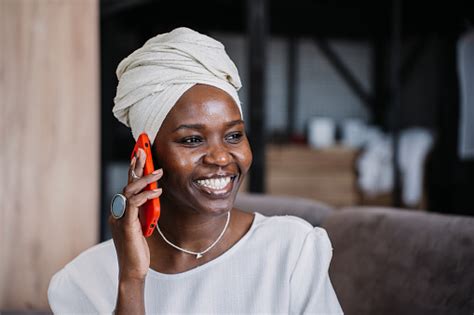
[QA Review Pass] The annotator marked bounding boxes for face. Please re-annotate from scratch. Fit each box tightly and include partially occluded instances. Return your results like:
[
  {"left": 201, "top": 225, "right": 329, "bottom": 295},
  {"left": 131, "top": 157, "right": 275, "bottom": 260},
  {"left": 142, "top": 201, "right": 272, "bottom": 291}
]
[{"left": 152, "top": 84, "right": 252, "bottom": 216}]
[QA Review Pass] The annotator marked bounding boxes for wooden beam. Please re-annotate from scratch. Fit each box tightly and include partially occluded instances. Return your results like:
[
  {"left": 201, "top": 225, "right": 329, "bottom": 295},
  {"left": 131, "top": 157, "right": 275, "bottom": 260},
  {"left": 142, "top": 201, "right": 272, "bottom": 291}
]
[
  {"left": 0, "top": 0, "right": 99, "bottom": 309},
  {"left": 246, "top": 0, "right": 268, "bottom": 193},
  {"left": 315, "top": 38, "right": 374, "bottom": 111},
  {"left": 372, "top": 37, "right": 388, "bottom": 127},
  {"left": 390, "top": 0, "right": 402, "bottom": 207},
  {"left": 287, "top": 37, "right": 298, "bottom": 138}
]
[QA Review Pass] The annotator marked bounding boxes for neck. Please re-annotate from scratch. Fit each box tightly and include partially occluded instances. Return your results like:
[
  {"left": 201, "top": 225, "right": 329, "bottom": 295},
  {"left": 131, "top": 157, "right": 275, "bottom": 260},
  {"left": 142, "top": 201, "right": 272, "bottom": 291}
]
[{"left": 148, "top": 198, "right": 232, "bottom": 251}]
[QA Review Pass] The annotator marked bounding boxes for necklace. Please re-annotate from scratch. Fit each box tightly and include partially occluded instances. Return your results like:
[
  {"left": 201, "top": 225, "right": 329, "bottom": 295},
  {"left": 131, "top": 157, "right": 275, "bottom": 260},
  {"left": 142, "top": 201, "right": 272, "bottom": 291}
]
[{"left": 156, "top": 211, "right": 231, "bottom": 259}]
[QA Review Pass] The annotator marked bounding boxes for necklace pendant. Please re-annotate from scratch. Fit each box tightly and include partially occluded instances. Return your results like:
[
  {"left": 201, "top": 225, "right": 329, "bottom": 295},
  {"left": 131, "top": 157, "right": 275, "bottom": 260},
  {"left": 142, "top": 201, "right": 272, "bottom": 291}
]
[{"left": 196, "top": 253, "right": 203, "bottom": 259}]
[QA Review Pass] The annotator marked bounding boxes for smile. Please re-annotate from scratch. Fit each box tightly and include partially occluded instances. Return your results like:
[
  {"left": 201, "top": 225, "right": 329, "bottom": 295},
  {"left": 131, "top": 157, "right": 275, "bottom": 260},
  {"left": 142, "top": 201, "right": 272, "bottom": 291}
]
[
  {"left": 196, "top": 176, "right": 232, "bottom": 190},
  {"left": 194, "top": 175, "right": 237, "bottom": 196}
]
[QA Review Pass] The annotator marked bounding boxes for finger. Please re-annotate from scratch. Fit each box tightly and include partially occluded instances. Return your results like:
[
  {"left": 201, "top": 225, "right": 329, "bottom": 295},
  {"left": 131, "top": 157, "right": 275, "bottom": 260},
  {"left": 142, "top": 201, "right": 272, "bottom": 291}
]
[
  {"left": 124, "top": 188, "right": 162, "bottom": 222},
  {"left": 123, "top": 169, "right": 163, "bottom": 198},
  {"left": 134, "top": 148, "right": 146, "bottom": 178},
  {"left": 127, "top": 188, "right": 162, "bottom": 210},
  {"left": 128, "top": 156, "right": 138, "bottom": 184}
]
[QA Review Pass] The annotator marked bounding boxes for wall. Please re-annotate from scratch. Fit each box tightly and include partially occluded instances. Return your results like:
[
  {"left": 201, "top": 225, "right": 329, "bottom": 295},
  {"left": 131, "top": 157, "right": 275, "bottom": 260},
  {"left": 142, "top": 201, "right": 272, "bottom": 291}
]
[
  {"left": 0, "top": 0, "right": 99, "bottom": 310},
  {"left": 212, "top": 33, "right": 372, "bottom": 135}
]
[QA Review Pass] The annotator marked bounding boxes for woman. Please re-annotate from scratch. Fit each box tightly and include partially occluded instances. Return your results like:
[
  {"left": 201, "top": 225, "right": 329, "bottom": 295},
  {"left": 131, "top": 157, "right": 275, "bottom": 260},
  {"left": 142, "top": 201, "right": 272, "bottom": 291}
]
[{"left": 48, "top": 27, "right": 343, "bottom": 314}]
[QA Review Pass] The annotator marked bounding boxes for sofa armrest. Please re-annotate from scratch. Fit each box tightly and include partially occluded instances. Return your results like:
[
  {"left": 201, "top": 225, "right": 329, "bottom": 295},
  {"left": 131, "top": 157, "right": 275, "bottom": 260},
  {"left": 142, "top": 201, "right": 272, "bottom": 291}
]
[{"left": 323, "top": 207, "right": 474, "bottom": 315}]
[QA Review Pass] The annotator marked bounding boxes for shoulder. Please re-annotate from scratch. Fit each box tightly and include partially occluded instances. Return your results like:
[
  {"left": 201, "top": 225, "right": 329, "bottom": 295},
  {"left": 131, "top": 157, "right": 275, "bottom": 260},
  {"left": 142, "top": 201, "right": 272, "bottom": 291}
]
[
  {"left": 49, "top": 239, "right": 117, "bottom": 286},
  {"left": 48, "top": 240, "right": 118, "bottom": 311},
  {"left": 254, "top": 212, "right": 332, "bottom": 251},
  {"left": 251, "top": 212, "right": 331, "bottom": 255},
  {"left": 253, "top": 212, "right": 314, "bottom": 237},
  {"left": 244, "top": 213, "right": 333, "bottom": 276},
  {"left": 62, "top": 239, "right": 117, "bottom": 275}
]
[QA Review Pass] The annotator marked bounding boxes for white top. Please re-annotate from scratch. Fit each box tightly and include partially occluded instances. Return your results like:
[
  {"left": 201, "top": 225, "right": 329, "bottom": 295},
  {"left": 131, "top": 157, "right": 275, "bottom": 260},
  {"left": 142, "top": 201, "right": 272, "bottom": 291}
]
[{"left": 48, "top": 213, "right": 343, "bottom": 314}]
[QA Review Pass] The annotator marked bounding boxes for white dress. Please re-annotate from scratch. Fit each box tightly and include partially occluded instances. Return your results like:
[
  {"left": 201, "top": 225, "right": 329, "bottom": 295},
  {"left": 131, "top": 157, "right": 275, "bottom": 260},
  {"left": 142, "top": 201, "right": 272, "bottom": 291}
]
[{"left": 48, "top": 212, "right": 344, "bottom": 314}]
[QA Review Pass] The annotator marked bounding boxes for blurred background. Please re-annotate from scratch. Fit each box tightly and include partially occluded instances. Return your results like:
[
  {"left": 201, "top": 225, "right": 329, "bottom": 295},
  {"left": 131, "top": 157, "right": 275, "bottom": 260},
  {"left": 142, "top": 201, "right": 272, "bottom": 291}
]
[{"left": 1, "top": 0, "right": 473, "bottom": 312}]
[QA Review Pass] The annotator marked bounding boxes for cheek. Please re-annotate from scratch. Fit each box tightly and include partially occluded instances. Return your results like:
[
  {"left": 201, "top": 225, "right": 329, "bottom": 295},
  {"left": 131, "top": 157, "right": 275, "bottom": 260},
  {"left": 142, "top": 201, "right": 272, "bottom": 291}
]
[
  {"left": 235, "top": 142, "right": 253, "bottom": 173},
  {"left": 157, "top": 148, "right": 199, "bottom": 181}
]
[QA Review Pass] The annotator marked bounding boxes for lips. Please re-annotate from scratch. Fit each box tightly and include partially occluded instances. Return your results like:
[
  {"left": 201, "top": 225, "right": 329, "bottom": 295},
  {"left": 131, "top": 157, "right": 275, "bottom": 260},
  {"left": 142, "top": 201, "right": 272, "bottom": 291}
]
[{"left": 193, "top": 174, "right": 238, "bottom": 197}]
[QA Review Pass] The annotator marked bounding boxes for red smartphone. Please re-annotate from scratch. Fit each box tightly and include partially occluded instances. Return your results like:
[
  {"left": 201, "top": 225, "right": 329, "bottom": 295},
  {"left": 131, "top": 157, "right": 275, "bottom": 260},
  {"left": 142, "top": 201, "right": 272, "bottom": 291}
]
[{"left": 131, "top": 133, "right": 161, "bottom": 237}]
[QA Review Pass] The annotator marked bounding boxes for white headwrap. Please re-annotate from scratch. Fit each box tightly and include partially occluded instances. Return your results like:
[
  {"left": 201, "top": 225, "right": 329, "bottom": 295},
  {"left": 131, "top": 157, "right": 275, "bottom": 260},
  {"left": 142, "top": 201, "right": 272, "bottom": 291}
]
[{"left": 112, "top": 27, "right": 242, "bottom": 143}]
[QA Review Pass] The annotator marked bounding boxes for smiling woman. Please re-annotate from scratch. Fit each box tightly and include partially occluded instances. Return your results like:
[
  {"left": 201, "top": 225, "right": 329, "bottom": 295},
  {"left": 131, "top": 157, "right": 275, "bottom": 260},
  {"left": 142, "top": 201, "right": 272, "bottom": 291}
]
[
  {"left": 47, "top": 27, "right": 343, "bottom": 314},
  {"left": 153, "top": 85, "right": 252, "bottom": 216}
]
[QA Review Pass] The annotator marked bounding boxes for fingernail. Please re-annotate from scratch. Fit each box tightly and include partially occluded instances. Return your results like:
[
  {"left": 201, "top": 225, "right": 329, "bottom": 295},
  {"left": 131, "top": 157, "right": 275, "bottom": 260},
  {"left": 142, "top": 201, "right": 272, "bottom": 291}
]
[
  {"left": 130, "top": 156, "right": 136, "bottom": 165},
  {"left": 153, "top": 188, "right": 162, "bottom": 193},
  {"left": 152, "top": 169, "right": 162, "bottom": 175}
]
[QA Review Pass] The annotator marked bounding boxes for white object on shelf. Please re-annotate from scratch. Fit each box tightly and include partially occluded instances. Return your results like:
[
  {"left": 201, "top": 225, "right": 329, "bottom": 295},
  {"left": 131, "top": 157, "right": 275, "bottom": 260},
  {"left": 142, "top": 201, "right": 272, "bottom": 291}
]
[
  {"left": 357, "top": 127, "right": 434, "bottom": 207},
  {"left": 341, "top": 118, "right": 367, "bottom": 148},
  {"left": 308, "top": 117, "right": 336, "bottom": 149}
]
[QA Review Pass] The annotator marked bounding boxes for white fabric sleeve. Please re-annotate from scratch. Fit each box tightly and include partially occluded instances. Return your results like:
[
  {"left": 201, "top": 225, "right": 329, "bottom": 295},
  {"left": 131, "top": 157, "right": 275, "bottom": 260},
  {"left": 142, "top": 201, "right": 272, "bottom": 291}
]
[
  {"left": 289, "top": 227, "right": 344, "bottom": 314},
  {"left": 48, "top": 268, "right": 103, "bottom": 314}
]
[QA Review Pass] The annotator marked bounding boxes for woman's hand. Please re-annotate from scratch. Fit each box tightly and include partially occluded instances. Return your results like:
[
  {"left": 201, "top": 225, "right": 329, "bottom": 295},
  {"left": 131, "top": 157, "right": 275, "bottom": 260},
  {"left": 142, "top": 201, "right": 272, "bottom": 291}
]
[
  {"left": 109, "top": 148, "right": 162, "bottom": 314},
  {"left": 109, "top": 148, "right": 163, "bottom": 282}
]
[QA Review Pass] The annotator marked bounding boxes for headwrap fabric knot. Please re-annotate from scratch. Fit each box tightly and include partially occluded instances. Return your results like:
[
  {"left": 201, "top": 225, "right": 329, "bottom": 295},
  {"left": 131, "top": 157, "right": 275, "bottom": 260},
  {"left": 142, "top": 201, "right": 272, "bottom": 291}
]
[{"left": 112, "top": 27, "right": 243, "bottom": 143}]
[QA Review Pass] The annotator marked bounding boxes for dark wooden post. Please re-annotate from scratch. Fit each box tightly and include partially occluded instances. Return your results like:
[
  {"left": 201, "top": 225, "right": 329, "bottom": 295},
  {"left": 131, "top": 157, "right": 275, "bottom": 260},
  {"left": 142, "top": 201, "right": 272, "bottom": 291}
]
[
  {"left": 287, "top": 36, "right": 298, "bottom": 138},
  {"left": 390, "top": 0, "right": 402, "bottom": 207},
  {"left": 247, "top": 0, "right": 268, "bottom": 193}
]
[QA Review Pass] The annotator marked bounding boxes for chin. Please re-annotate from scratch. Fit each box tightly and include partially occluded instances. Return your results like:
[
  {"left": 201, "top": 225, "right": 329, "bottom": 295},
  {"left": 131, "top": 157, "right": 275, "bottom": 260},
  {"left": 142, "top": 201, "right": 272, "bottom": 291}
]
[{"left": 192, "top": 190, "right": 237, "bottom": 216}]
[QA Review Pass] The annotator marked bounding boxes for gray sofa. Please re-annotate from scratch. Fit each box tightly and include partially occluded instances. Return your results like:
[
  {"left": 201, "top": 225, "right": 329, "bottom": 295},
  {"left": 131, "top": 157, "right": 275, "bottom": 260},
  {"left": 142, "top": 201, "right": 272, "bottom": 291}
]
[{"left": 235, "top": 193, "right": 474, "bottom": 315}]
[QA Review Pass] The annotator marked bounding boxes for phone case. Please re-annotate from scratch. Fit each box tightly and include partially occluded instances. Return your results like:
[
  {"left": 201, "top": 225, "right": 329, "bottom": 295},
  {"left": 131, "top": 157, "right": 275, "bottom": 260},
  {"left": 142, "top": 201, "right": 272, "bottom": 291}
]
[{"left": 131, "top": 133, "right": 161, "bottom": 237}]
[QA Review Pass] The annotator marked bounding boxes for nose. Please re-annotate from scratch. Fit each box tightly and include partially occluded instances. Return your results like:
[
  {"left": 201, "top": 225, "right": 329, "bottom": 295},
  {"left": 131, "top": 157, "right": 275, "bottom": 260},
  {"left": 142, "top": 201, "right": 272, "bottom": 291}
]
[{"left": 203, "top": 143, "right": 232, "bottom": 166}]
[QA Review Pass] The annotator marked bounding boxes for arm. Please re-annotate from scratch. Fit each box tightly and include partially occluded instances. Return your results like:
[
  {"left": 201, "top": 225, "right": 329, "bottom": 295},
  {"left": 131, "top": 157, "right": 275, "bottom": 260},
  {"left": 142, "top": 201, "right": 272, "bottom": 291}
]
[
  {"left": 115, "top": 278, "right": 146, "bottom": 315},
  {"left": 110, "top": 148, "right": 163, "bottom": 314}
]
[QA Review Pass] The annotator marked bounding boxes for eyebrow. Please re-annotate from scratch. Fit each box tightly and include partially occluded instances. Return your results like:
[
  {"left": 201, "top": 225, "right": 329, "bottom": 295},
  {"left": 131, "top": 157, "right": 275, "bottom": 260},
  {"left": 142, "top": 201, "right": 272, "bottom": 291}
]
[
  {"left": 173, "top": 119, "right": 244, "bottom": 132},
  {"left": 226, "top": 119, "right": 245, "bottom": 127},
  {"left": 173, "top": 124, "right": 205, "bottom": 132}
]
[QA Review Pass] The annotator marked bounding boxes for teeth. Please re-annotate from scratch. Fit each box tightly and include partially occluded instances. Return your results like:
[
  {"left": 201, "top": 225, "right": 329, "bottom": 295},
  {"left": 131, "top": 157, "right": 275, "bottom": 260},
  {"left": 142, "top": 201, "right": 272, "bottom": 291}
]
[{"left": 196, "top": 176, "right": 232, "bottom": 190}]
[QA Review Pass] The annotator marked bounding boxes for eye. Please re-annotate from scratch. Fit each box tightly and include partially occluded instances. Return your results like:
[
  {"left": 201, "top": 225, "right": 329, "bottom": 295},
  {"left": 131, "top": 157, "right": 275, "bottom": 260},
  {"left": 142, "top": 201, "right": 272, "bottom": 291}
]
[
  {"left": 180, "top": 136, "right": 203, "bottom": 145},
  {"left": 225, "top": 132, "right": 243, "bottom": 144}
]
